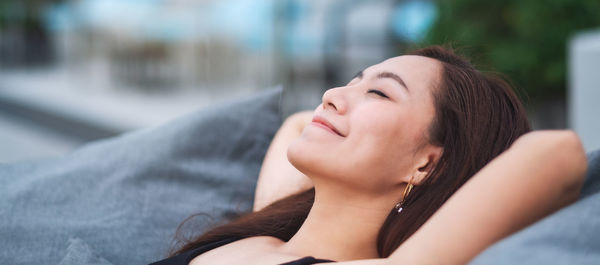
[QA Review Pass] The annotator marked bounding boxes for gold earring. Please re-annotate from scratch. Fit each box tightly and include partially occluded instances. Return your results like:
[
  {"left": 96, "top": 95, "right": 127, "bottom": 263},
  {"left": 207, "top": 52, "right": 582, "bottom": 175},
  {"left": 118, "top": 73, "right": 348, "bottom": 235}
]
[{"left": 394, "top": 179, "right": 414, "bottom": 213}]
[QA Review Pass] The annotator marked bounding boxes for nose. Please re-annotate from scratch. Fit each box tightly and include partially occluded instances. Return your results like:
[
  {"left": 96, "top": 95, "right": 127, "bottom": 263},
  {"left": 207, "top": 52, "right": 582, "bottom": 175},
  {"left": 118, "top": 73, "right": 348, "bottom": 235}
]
[{"left": 322, "top": 86, "right": 347, "bottom": 114}]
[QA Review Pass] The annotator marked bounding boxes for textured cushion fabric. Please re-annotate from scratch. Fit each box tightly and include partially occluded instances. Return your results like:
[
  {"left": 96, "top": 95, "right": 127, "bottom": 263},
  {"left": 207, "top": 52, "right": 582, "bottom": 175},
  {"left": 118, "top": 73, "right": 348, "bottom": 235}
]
[
  {"left": 0, "top": 87, "right": 282, "bottom": 265},
  {"left": 469, "top": 150, "right": 600, "bottom": 265},
  {"left": 581, "top": 150, "right": 600, "bottom": 198}
]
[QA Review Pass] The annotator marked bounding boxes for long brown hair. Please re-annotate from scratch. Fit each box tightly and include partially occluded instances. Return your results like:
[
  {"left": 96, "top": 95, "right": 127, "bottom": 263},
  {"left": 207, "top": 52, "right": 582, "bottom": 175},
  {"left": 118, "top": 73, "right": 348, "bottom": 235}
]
[{"left": 170, "top": 45, "right": 531, "bottom": 257}]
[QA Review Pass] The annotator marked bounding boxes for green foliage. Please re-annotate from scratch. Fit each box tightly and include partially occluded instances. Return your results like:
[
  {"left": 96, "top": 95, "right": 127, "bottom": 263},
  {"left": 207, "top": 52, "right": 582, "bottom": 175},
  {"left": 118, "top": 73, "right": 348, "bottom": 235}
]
[{"left": 423, "top": 0, "right": 600, "bottom": 100}]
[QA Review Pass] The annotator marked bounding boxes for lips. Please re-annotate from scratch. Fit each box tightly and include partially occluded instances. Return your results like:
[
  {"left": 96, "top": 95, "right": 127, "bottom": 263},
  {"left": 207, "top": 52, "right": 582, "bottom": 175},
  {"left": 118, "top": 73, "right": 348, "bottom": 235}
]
[{"left": 311, "top": 116, "right": 344, "bottom": 137}]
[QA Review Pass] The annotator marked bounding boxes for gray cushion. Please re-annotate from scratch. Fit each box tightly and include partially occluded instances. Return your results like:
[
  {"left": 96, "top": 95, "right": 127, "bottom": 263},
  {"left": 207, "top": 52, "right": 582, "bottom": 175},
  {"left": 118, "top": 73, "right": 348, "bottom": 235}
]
[
  {"left": 0, "top": 87, "right": 282, "bottom": 265},
  {"left": 582, "top": 150, "right": 600, "bottom": 198},
  {"left": 469, "top": 150, "right": 600, "bottom": 265}
]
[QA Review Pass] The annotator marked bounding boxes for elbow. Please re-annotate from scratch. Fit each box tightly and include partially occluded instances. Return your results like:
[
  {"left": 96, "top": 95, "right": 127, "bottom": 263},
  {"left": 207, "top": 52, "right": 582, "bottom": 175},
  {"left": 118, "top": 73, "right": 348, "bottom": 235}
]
[{"left": 554, "top": 131, "right": 587, "bottom": 202}]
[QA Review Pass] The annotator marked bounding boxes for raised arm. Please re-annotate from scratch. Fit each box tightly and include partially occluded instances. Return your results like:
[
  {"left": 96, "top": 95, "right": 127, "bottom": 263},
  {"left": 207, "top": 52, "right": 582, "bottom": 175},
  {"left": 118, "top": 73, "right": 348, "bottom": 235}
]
[
  {"left": 253, "top": 111, "right": 315, "bottom": 212},
  {"left": 333, "top": 130, "right": 587, "bottom": 265},
  {"left": 386, "top": 130, "right": 587, "bottom": 264}
]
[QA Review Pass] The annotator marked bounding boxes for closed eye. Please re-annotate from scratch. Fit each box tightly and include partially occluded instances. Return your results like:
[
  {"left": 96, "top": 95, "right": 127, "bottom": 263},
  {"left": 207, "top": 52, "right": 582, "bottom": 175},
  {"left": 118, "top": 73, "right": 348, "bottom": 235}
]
[{"left": 367, "top": 89, "right": 389, "bottom": 99}]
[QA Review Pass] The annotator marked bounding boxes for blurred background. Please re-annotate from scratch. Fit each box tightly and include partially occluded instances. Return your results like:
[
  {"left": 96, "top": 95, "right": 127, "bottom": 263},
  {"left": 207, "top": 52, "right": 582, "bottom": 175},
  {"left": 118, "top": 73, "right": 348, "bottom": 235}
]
[{"left": 0, "top": 0, "right": 599, "bottom": 162}]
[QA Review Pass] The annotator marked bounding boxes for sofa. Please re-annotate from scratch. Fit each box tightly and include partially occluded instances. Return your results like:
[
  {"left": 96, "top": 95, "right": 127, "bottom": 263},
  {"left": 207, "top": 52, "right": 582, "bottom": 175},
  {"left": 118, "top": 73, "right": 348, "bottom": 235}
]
[{"left": 0, "top": 87, "right": 598, "bottom": 265}]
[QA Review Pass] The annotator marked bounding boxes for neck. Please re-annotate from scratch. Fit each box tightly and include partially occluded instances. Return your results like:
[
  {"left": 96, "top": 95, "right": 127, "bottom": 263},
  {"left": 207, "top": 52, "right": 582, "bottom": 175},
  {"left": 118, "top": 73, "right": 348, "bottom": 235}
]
[{"left": 279, "top": 182, "right": 397, "bottom": 261}]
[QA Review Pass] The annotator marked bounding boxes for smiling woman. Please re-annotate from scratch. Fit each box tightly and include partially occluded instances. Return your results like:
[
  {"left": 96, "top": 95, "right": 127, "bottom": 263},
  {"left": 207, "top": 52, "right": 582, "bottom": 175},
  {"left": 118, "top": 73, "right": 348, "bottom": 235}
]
[
  {"left": 287, "top": 55, "right": 441, "bottom": 198},
  {"left": 150, "top": 46, "right": 587, "bottom": 265}
]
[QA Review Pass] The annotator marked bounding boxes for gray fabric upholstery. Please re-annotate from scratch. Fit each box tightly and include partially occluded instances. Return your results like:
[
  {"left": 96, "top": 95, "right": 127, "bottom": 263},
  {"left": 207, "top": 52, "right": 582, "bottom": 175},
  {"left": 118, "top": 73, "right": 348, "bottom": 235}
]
[
  {"left": 0, "top": 88, "right": 282, "bottom": 265},
  {"left": 469, "top": 150, "right": 600, "bottom": 265},
  {"left": 1, "top": 85, "right": 599, "bottom": 265},
  {"left": 582, "top": 150, "right": 600, "bottom": 198}
]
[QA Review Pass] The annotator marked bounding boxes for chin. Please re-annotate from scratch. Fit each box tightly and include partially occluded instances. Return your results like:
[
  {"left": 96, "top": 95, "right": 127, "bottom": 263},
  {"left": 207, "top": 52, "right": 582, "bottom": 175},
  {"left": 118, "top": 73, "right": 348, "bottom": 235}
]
[
  {"left": 287, "top": 136, "right": 367, "bottom": 189},
  {"left": 286, "top": 139, "right": 329, "bottom": 178},
  {"left": 289, "top": 144, "right": 347, "bottom": 185},
  {"left": 287, "top": 139, "right": 312, "bottom": 174}
]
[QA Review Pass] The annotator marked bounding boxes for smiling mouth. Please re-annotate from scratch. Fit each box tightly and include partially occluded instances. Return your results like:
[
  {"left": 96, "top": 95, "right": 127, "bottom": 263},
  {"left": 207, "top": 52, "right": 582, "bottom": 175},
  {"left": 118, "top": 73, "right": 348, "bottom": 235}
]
[{"left": 311, "top": 117, "right": 344, "bottom": 137}]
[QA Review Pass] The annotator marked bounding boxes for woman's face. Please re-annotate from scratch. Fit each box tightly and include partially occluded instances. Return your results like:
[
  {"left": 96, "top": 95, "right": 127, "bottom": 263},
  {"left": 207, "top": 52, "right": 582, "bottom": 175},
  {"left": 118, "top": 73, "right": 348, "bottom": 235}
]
[{"left": 288, "top": 55, "right": 442, "bottom": 193}]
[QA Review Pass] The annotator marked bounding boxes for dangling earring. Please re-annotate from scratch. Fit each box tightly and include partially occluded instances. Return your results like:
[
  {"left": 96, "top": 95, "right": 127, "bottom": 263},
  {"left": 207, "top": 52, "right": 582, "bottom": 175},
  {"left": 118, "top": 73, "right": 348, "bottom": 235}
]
[{"left": 394, "top": 179, "right": 414, "bottom": 213}]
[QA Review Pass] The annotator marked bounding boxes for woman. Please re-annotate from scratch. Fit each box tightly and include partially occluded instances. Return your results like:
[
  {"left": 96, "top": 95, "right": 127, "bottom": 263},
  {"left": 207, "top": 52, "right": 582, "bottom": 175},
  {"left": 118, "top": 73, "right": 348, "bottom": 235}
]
[{"left": 152, "top": 46, "right": 587, "bottom": 265}]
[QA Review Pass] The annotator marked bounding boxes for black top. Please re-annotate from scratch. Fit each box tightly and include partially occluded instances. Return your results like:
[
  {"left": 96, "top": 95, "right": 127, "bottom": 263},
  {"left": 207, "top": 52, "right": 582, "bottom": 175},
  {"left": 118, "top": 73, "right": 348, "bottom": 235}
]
[{"left": 149, "top": 237, "right": 335, "bottom": 265}]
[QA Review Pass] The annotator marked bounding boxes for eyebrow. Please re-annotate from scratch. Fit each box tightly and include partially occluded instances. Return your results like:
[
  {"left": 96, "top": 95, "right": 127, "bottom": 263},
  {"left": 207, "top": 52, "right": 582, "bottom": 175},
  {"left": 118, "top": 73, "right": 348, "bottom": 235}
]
[{"left": 353, "top": 70, "right": 409, "bottom": 92}]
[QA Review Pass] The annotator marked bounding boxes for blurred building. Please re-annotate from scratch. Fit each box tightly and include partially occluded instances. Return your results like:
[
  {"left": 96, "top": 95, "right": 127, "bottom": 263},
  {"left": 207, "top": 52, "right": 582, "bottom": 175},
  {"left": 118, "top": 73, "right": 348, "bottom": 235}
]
[{"left": 2, "top": 0, "right": 439, "bottom": 161}]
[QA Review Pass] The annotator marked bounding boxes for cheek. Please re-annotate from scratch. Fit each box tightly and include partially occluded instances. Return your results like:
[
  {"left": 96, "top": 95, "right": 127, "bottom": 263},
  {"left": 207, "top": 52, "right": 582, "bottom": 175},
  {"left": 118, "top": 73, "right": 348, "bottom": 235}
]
[
  {"left": 347, "top": 110, "right": 424, "bottom": 175},
  {"left": 348, "top": 129, "right": 410, "bottom": 178},
  {"left": 352, "top": 109, "right": 418, "bottom": 150}
]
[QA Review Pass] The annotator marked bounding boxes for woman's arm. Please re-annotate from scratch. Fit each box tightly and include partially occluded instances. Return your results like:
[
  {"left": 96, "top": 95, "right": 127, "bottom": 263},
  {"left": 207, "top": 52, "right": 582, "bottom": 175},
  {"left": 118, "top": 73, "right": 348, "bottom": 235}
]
[
  {"left": 332, "top": 130, "right": 587, "bottom": 265},
  {"left": 253, "top": 111, "right": 315, "bottom": 212},
  {"left": 386, "top": 130, "right": 587, "bottom": 264}
]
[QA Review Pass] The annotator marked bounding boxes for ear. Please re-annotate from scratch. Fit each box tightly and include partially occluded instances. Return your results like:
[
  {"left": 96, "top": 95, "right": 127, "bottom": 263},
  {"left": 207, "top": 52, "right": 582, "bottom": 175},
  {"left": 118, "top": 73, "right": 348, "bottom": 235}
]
[{"left": 411, "top": 145, "right": 443, "bottom": 185}]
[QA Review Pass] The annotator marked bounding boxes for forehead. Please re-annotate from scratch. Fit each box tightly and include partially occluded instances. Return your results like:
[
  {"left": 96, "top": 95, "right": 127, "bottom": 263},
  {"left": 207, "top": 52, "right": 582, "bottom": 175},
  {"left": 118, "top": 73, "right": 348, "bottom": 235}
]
[{"left": 365, "top": 55, "right": 442, "bottom": 92}]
